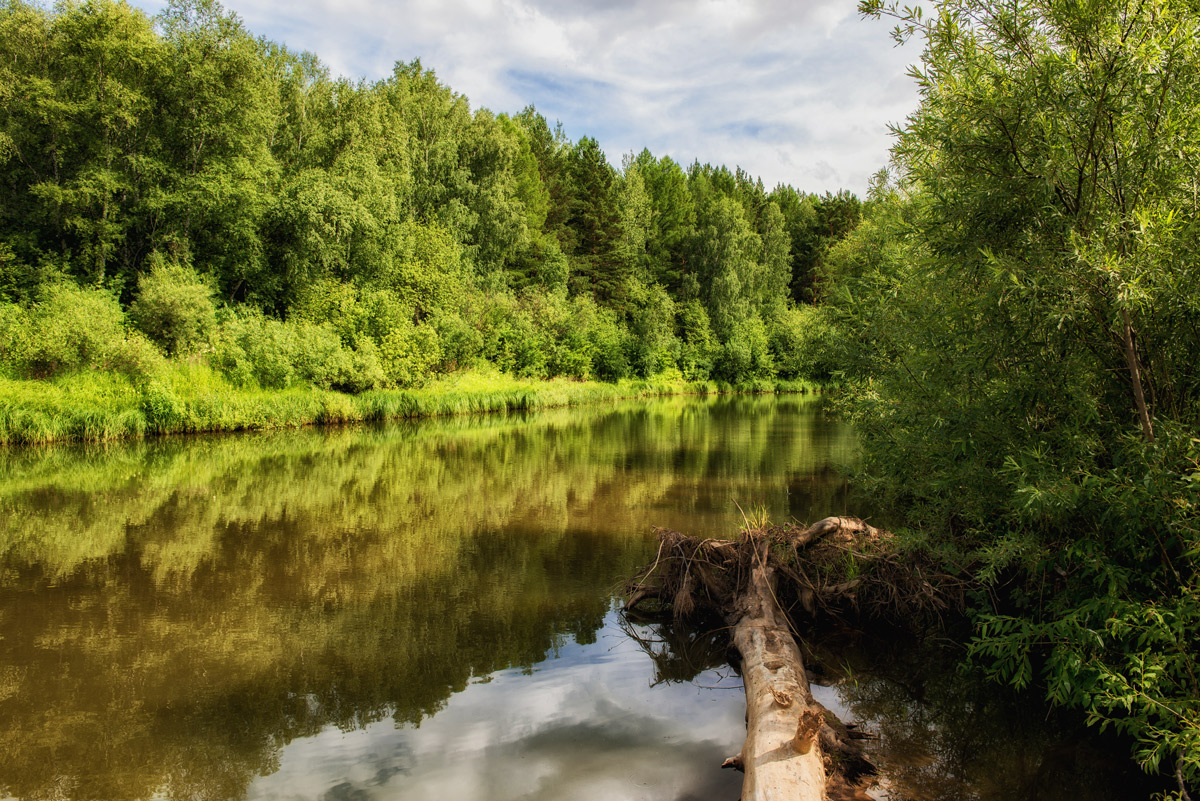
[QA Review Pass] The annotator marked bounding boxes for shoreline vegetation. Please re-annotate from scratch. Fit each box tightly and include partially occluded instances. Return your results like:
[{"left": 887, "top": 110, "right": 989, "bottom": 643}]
[
  {"left": 0, "top": 366, "right": 820, "bottom": 446},
  {"left": 837, "top": 2, "right": 1200, "bottom": 793}
]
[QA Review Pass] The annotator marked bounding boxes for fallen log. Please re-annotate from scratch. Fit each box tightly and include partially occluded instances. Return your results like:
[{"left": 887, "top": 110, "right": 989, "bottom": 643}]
[
  {"left": 726, "top": 537, "right": 826, "bottom": 799},
  {"left": 624, "top": 516, "right": 962, "bottom": 801}
]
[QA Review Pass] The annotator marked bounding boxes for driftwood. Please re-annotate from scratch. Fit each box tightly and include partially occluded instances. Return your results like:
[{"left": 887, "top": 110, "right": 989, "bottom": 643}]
[
  {"left": 625, "top": 516, "right": 965, "bottom": 801},
  {"left": 724, "top": 538, "right": 827, "bottom": 799}
]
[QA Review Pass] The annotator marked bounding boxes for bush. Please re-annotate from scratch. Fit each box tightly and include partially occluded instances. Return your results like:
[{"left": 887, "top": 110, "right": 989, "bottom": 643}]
[
  {"left": 290, "top": 321, "right": 355, "bottom": 390},
  {"left": 0, "top": 302, "right": 28, "bottom": 375},
  {"left": 104, "top": 333, "right": 167, "bottom": 385},
  {"left": 476, "top": 292, "right": 550, "bottom": 378},
  {"left": 129, "top": 259, "right": 217, "bottom": 356},
  {"left": 588, "top": 308, "right": 631, "bottom": 382},
  {"left": 345, "top": 338, "right": 389, "bottom": 393},
  {"left": 379, "top": 322, "right": 442, "bottom": 388},
  {"left": 209, "top": 309, "right": 297, "bottom": 389},
  {"left": 522, "top": 290, "right": 592, "bottom": 380},
  {"left": 628, "top": 284, "right": 678, "bottom": 377},
  {"left": 16, "top": 283, "right": 127, "bottom": 377},
  {"left": 709, "top": 314, "right": 774, "bottom": 382},
  {"left": 293, "top": 280, "right": 412, "bottom": 346},
  {"left": 431, "top": 310, "right": 484, "bottom": 372},
  {"left": 554, "top": 323, "right": 593, "bottom": 380}
]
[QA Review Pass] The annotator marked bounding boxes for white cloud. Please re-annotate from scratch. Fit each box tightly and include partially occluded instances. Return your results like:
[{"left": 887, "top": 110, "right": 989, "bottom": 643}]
[{"left": 131, "top": 0, "right": 922, "bottom": 194}]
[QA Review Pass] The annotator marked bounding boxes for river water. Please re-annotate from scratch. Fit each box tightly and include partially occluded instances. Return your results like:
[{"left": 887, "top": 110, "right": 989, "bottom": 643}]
[{"left": 0, "top": 395, "right": 1155, "bottom": 800}]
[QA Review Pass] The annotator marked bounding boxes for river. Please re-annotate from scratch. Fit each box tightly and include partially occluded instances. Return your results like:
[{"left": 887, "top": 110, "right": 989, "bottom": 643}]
[{"left": 0, "top": 395, "right": 1155, "bottom": 800}]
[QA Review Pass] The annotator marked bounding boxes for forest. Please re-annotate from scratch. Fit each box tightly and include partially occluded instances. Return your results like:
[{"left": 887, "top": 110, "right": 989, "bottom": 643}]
[
  {"left": 1, "top": 0, "right": 1198, "bottom": 795},
  {"left": 0, "top": 0, "right": 859, "bottom": 446}
]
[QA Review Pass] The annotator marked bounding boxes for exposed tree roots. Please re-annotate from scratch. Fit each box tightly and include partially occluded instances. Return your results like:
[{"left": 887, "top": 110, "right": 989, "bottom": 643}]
[{"left": 624, "top": 516, "right": 967, "bottom": 801}]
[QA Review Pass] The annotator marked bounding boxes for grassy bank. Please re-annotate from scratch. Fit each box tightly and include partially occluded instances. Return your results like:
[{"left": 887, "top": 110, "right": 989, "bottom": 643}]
[{"left": 0, "top": 366, "right": 819, "bottom": 445}]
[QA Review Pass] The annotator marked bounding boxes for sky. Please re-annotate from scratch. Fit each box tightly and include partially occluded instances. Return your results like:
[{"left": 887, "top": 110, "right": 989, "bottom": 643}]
[{"left": 130, "top": 0, "right": 924, "bottom": 196}]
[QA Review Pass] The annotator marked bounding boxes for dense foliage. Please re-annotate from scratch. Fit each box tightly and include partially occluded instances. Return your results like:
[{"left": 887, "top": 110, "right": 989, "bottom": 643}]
[
  {"left": 0, "top": 0, "right": 858, "bottom": 404},
  {"left": 836, "top": 0, "right": 1200, "bottom": 792}
]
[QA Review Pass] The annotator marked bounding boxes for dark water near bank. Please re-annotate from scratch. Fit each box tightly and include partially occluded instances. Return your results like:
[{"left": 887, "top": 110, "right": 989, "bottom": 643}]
[{"left": 0, "top": 396, "right": 1152, "bottom": 800}]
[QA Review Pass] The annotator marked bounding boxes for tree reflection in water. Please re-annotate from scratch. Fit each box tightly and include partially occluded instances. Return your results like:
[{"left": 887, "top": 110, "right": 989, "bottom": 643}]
[{"left": 0, "top": 395, "right": 855, "bottom": 801}]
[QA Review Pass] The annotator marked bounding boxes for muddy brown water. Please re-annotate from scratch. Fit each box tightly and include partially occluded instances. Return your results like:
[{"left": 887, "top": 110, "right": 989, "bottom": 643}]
[{"left": 0, "top": 395, "right": 1156, "bottom": 800}]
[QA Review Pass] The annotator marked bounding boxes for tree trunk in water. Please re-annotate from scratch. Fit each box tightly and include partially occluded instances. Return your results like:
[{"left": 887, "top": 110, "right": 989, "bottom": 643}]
[
  {"left": 727, "top": 540, "right": 826, "bottom": 800},
  {"left": 624, "top": 518, "right": 920, "bottom": 799}
]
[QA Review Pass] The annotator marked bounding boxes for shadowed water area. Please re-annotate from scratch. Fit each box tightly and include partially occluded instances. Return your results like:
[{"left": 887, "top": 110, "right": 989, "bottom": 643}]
[{"left": 0, "top": 396, "right": 1155, "bottom": 800}]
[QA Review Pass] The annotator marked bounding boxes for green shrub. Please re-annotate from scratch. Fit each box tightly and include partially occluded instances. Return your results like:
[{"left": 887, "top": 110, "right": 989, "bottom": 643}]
[
  {"left": 291, "top": 321, "right": 355, "bottom": 390},
  {"left": 104, "top": 333, "right": 167, "bottom": 385},
  {"left": 0, "top": 302, "right": 28, "bottom": 374},
  {"left": 380, "top": 322, "right": 441, "bottom": 388},
  {"left": 210, "top": 310, "right": 298, "bottom": 389},
  {"left": 477, "top": 293, "right": 551, "bottom": 378},
  {"left": 528, "top": 291, "right": 593, "bottom": 380},
  {"left": 293, "top": 280, "right": 413, "bottom": 347},
  {"left": 344, "top": 338, "right": 388, "bottom": 393},
  {"left": 431, "top": 310, "right": 484, "bottom": 371},
  {"left": 508, "top": 315, "right": 550, "bottom": 378},
  {"left": 746, "top": 314, "right": 775, "bottom": 378},
  {"left": 588, "top": 308, "right": 631, "bottom": 382},
  {"left": 554, "top": 326, "right": 593, "bottom": 380},
  {"left": 712, "top": 315, "right": 773, "bottom": 382},
  {"left": 629, "top": 285, "right": 679, "bottom": 377},
  {"left": 291, "top": 279, "right": 358, "bottom": 342},
  {"left": 767, "top": 305, "right": 837, "bottom": 381},
  {"left": 128, "top": 259, "right": 217, "bottom": 356},
  {"left": 16, "top": 283, "right": 127, "bottom": 377}
]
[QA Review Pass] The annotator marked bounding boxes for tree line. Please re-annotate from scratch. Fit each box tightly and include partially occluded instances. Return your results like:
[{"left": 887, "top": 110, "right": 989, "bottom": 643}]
[{"left": 0, "top": 0, "right": 860, "bottom": 391}]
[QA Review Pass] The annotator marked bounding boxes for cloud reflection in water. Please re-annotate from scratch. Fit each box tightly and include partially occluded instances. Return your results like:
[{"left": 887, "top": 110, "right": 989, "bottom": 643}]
[{"left": 249, "top": 610, "right": 745, "bottom": 801}]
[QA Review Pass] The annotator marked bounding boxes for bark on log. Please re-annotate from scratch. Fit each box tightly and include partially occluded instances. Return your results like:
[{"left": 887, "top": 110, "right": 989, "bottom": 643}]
[
  {"left": 793, "top": 516, "right": 885, "bottom": 548},
  {"left": 728, "top": 541, "right": 826, "bottom": 800}
]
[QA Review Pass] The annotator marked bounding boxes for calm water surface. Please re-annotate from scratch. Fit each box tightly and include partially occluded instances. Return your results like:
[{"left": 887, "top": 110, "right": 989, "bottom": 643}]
[
  {"left": 0, "top": 396, "right": 1153, "bottom": 800},
  {"left": 0, "top": 395, "right": 854, "bottom": 801}
]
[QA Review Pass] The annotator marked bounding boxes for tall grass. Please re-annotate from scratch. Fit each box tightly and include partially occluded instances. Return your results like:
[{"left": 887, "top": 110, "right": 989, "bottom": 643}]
[{"left": 0, "top": 366, "right": 820, "bottom": 445}]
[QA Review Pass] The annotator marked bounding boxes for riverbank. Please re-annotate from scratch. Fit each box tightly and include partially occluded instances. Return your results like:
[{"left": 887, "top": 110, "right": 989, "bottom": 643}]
[{"left": 0, "top": 365, "right": 820, "bottom": 445}]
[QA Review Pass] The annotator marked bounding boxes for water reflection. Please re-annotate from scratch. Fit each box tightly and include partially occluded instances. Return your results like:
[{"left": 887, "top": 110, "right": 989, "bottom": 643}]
[
  {"left": 251, "top": 610, "right": 746, "bottom": 801},
  {"left": 805, "top": 628, "right": 1163, "bottom": 801},
  {"left": 0, "top": 395, "right": 854, "bottom": 801},
  {"left": 619, "top": 612, "right": 734, "bottom": 688}
]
